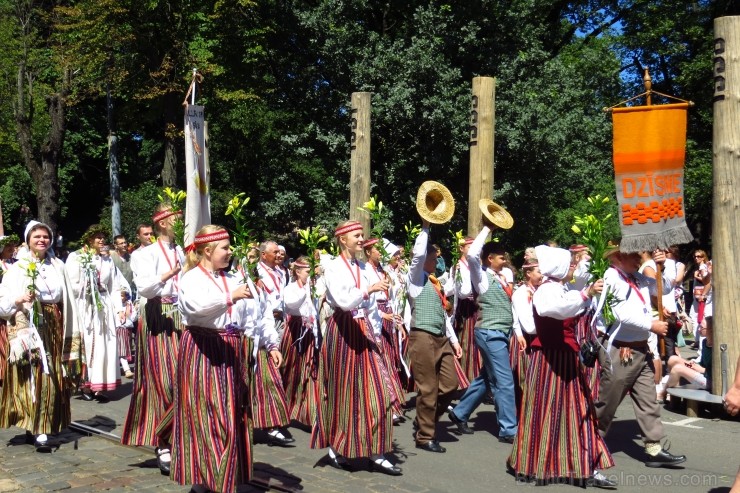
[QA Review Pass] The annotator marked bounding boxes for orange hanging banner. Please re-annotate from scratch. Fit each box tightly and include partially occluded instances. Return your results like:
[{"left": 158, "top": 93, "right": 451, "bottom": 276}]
[{"left": 612, "top": 103, "right": 694, "bottom": 252}]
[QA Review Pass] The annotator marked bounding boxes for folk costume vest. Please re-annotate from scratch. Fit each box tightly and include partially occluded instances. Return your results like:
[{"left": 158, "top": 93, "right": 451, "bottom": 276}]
[{"left": 475, "top": 269, "right": 513, "bottom": 334}]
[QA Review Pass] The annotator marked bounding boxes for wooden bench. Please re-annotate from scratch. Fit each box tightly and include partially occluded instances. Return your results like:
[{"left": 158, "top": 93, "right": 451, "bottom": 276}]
[
  {"left": 666, "top": 344, "right": 729, "bottom": 418},
  {"left": 667, "top": 386, "right": 723, "bottom": 417}
]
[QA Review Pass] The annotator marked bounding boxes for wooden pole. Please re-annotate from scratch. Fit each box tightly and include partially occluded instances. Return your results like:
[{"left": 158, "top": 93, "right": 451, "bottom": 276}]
[
  {"left": 349, "top": 92, "right": 372, "bottom": 241},
  {"left": 712, "top": 16, "right": 740, "bottom": 396},
  {"left": 468, "top": 77, "right": 495, "bottom": 237},
  {"left": 642, "top": 68, "right": 667, "bottom": 358}
]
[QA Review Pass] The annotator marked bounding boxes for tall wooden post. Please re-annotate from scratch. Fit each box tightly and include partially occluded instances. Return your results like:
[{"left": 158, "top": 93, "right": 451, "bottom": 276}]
[
  {"left": 349, "top": 92, "right": 372, "bottom": 238},
  {"left": 712, "top": 17, "right": 740, "bottom": 396},
  {"left": 468, "top": 77, "right": 496, "bottom": 237}
]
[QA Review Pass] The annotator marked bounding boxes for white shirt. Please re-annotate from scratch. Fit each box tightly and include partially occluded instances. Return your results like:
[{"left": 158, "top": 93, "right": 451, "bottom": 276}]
[
  {"left": 257, "top": 262, "right": 285, "bottom": 314},
  {"left": 512, "top": 284, "right": 536, "bottom": 335},
  {"left": 178, "top": 267, "right": 278, "bottom": 350},
  {"left": 603, "top": 266, "right": 671, "bottom": 342},
  {"left": 533, "top": 280, "right": 589, "bottom": 321},
  {"left": 323, "top": 254, "right": 382, "bottom": 335},
  {"left": 134, "top": 240, "right": 185, "bottom": 299}
]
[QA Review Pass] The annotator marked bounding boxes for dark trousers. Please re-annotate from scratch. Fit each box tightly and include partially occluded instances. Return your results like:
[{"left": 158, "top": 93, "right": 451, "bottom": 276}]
[
  {"left": 594, "top": 343, "right": 665, "bottom": 443},
  {"left": 408, "top": 330, "right": 459, "bottom": 444}
]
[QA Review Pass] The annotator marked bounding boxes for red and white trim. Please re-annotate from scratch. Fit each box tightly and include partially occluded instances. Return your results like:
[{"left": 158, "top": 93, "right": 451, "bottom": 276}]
[{"left": 334, "top": 221, "right": 363, "bottom": 237}]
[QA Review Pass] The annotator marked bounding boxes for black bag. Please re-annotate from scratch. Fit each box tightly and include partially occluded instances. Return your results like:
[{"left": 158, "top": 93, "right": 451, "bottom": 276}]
[{"left": 579, "top": 339, "right": 599, "bottom": 368}]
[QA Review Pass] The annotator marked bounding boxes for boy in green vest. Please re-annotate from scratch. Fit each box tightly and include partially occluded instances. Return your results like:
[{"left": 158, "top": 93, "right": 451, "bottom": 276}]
[{"left": 407, "top": 219, "right": 463, "bottom": 453}]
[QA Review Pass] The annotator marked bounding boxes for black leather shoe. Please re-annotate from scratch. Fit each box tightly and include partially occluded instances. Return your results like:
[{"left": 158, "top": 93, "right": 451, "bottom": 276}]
[
  {"left": 156, "top": 448, "right": 171, "bottom": 475},
  {"left": 644, "top": 448, "right": 686, "bottom": 468},
  {"left": 498, "top": 435, "right": 515, "bottom": 444},
  {"left": 325, "top": 454, "right": 352, "bottom": 471},
  {"left": 448, "top": 410, "right": 473, "bottom": 434},
  {"left": 266, "top": 433, "right": 296, "bottom": 447},
  {"left": 587, "top": 471, "right": 617, "bottom": 489},
  {"left": 416, "top": 440, "right": 446, "bottom": 453},
  {"left": 34, "top": 438, "right": 53, "bottom": 453},
  {"left": 369, "top": 460, "right": 403, "bottom": 476},
  {"left": 79, "top": 391, "right": 94, "bottom": 402}
]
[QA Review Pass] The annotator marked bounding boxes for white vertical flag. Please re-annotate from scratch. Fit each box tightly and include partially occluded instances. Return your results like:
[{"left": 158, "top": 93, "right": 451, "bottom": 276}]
[{"left": 183, "top": 104, "right": 211, "bottom": 247}]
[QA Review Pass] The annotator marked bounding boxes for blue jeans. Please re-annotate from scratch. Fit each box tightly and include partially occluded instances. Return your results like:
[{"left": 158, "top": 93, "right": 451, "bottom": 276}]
[{"left": 451, "top": 328, "right": 518, "bottom": 437}]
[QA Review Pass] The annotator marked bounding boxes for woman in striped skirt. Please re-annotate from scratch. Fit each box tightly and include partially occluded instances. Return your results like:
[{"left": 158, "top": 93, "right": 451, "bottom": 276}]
[
  {"left": 281, "top": 256, "right": 321, "bottom": 429},
  {"left": 250, "top": 300, "right": 292, "bottom": 446},
  {"left": 362, "top": 238, "right": 406, "bottom": 420},
  {"left": 310, "top": 220, "right": 401, "bottom": 476},
  {"left": 121, "top": 204, "right": 184, "bottom": 474},
  {"left": 451, "top": 238, "right": 482, "bottom": 382},
  {"left": 172, "top": 225, "right": 277, "bottom": 493},
  {"left": 116, "top": 289, "right": 137, "bottom": 379},
  {"left": 508, "top": 245, "right": 615, "bottom": 488},
  {"left": 509, "top": 260, "right": 541, "bottom": 411},
  {"left": 0, "top": 234, "right": 21, "bottom": 386},
  {"left": 0, "top": 221, "right": 80, "bottom": 451}
]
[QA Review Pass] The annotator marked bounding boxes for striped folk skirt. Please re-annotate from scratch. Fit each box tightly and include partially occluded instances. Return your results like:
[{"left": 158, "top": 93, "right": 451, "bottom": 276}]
[
  {"left": 280, "top": 316, "right": 321, "bottom": 428},
  {"left": 376, "top": 301, "right": 407, "bottom": 414},
  {"left": 121, "top": 298, "right": 182, "bottom": 447},
  {"left": 0, "top": 319, "right": 7, "bottom": 382},
  {"left": 455, "top": 299, "right": 482, "bottom": 382},
  {"left": 252, "top": 346, "right": 290, "bottom": 430},
  {"left": 508, "top": 348, "right": 614, "bottom": 482},
  {"left": 0, "top": 304, "right": 71, "bottom": 435},
  {"left": 509, "top": 333, "right": 534, "bottom": 412},
  {"left": 116, "top": 325, "right": 133, "bottom": 363},
  {"left": 310, "top": 309, "right": 394, "bottom": 458},
  {"left": 171, "top": 327, "right": 254, "bottom": 493}
]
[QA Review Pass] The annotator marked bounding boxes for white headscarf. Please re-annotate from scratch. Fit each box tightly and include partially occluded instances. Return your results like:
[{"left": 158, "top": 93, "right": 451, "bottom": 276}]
[
  {"left": 24, "top": 220, "right": 54, "bottom": 244},
  {"left": 383, "top": 238, "right": 400, "bottom": 257},
  {"left": 534, "top": 245, "right": 571, "bottom": 280}
]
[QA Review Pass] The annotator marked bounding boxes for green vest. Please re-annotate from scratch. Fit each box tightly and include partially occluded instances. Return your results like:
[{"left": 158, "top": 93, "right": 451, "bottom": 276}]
[
  {"left": 409, "top": 275, "right": 446, "bottom": 336},
  {"left": 476, "top": 270, "right": 513, "bottom": 333}
]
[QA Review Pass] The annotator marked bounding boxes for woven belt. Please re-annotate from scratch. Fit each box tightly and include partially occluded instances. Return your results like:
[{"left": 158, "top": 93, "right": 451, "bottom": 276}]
[{"left": 158, "top": 296, "right": 178, "bottom": 304}]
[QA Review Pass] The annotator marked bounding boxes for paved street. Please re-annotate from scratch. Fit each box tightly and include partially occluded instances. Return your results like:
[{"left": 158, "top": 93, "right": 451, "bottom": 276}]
[{"left": 1, "top": 350, "right": 739, "bottom": 493}]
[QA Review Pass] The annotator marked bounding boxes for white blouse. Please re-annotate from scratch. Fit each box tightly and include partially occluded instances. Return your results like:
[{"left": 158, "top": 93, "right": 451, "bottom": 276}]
[
  {"left": 178, "top": 267, "right": 278, "bottom": 350},
  {"left": 134, "top": 240, "right": 185, "bottom": 299}
]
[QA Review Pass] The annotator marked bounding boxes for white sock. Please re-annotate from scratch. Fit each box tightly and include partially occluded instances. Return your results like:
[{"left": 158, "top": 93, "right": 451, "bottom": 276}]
[
  {"left": 268, "top": 429, "right": 285, "bottom": 440},
  {"left": 328, "top": 447, "right": 347, "bottom": 463},
  {"left": 37, "top": 433, "right": 48, "bottom": 443},
  {"left": 120, "top": 359, "right": 131, "bottom": 372},
  {"left": 158, "top": 448, "right": 171, "bottom": 462},
  {"left": 371, "top": 454, "right": 393, "bottom": 468}
]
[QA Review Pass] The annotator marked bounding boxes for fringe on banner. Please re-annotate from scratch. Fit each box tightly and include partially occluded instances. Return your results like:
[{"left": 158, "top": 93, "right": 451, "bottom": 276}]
[{"left": 619, "top": 225, "right": 694, "bottom": 253}]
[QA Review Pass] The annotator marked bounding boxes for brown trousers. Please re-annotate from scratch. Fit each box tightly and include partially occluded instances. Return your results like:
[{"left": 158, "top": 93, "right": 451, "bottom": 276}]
[
  {"left": 409, "top": 330, "right": 459, "bottom": 444},
  {"left": 594, "top": 343, "right": 665, "bottom": 443}
]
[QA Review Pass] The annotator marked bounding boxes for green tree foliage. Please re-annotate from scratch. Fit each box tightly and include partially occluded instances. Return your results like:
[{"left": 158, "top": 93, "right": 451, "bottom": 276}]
[{"left": 0, "top": 0, "right": 722, "bottom": 258}]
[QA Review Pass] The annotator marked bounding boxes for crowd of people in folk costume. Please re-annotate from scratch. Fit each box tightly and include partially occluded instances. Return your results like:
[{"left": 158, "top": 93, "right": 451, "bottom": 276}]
[{"left": 0, "top": 184, "right": 739, "bottom": 493}]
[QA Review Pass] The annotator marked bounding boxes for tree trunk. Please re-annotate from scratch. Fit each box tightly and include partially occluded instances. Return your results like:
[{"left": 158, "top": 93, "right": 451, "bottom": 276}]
[
  {"left": 161, "top": 93, "right": 180, "bottom": 187},
  {"left": 14, "top": 59, "right": 69, "bottom": 235}
]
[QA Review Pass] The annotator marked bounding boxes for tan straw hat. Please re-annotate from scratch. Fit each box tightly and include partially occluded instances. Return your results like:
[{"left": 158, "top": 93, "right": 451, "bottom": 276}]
[
  {"left": 479, "top": 199, "right": 514, "bottom": 230},
  {"left": 416, "top": 181, "right": 455, "bottom": 224}
]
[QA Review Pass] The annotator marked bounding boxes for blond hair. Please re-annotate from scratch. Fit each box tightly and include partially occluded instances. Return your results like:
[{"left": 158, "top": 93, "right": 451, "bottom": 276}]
[{"left": 183, "top": 225, "right": 229, "bottom": 273}]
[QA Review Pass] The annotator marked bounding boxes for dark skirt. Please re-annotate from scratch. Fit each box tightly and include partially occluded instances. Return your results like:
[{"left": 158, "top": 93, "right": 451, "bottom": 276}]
[
  {"left": 251, "top": 346, "right": 290, "bottom": 430},
  {"left": 171, "top": 327, "right": 253, "bottom": 493},
  {"left": 116, "top": 325, "right": 133, "bottom": 362},
  {"left": 376, "top": 301, "right": 407, "bottom": 414},
  {"left": 455, "top": 298, "right": 482, "bottom": 382},
  {"left": 0, "top": 304, "right": 71, "bottom": 435},
  {"left": 310, "top": 309, "right": 394, "bottom": 458},
  {"left": 508, "top": 347, "right": 614, "bottom": 481},
  {"left": 0, "top": 319, "right": 7, "bottom": 382},
  {"left": 280, "top": 315, "right": 321, "bottom": 427},
  {"left": 121, "top": 298, "right": 182, "bottom": 447}
]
